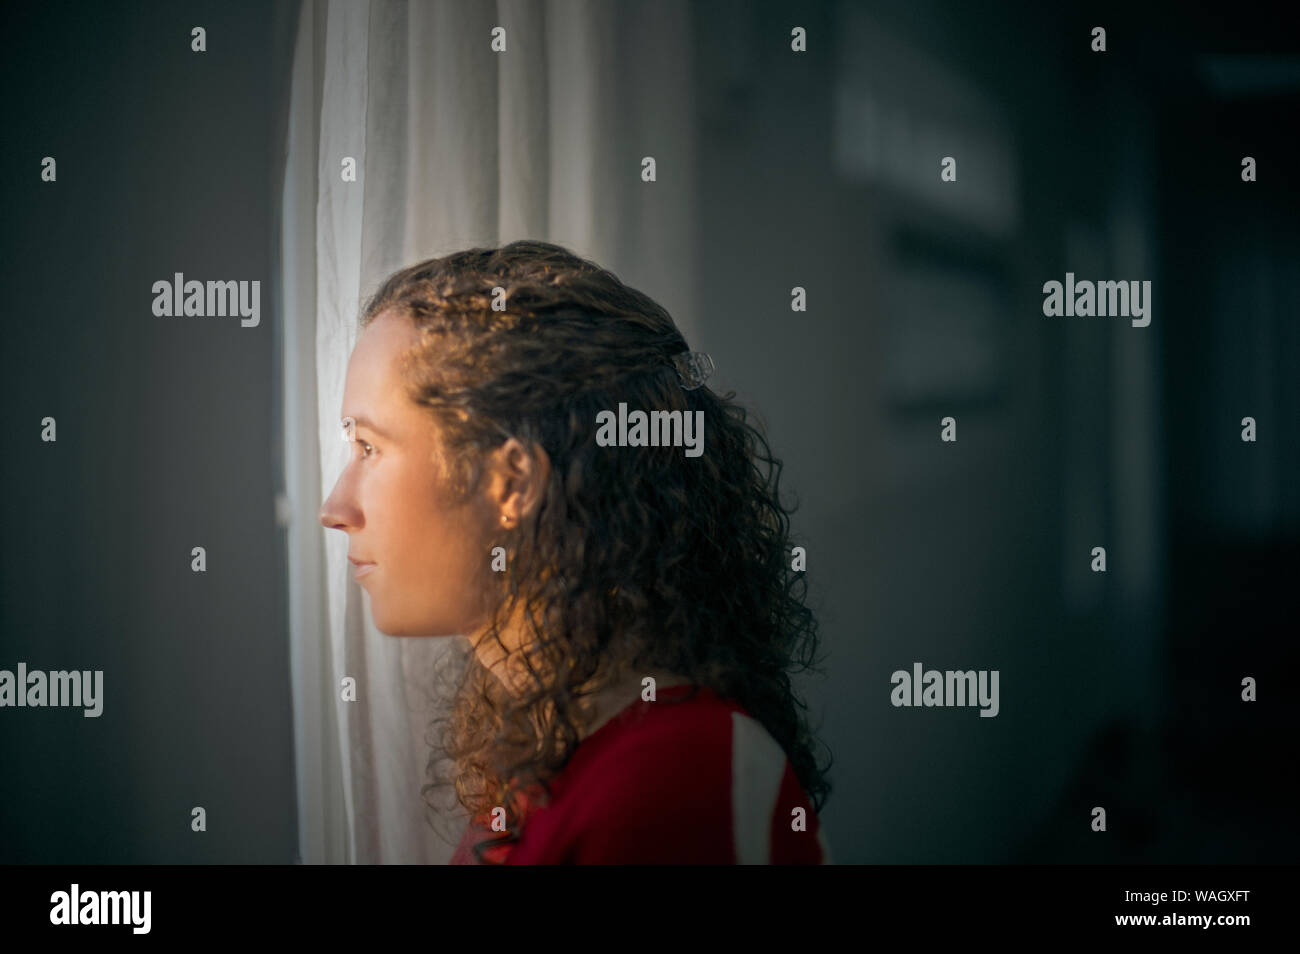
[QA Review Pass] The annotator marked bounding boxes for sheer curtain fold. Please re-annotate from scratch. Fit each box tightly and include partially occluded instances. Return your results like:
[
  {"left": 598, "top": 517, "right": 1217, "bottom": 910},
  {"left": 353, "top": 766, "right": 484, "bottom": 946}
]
[{"left": 280, "top": 0, "right": 696, "bottom": 863}]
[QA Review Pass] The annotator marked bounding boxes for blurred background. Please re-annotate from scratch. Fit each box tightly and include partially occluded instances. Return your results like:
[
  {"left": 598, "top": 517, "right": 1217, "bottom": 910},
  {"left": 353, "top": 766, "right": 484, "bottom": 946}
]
[{"left": 1, "top": 0, "right": 1296, "bottom": 864}]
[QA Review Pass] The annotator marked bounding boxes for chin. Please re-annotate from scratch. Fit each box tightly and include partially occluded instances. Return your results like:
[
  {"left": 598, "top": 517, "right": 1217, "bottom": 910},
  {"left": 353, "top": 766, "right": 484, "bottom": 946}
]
[
  {"left": 365, "top": 602, "right": 407, "bottom": 636},
  {"left": 369, "top": 606, "right": 456, "bottom": 638}
]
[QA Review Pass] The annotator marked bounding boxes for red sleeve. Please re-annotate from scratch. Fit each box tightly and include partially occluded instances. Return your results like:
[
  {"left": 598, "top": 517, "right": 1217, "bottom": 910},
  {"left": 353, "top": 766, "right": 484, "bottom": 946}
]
[{"left": 769, "top": 761, "right": 826, "bottom": 864}]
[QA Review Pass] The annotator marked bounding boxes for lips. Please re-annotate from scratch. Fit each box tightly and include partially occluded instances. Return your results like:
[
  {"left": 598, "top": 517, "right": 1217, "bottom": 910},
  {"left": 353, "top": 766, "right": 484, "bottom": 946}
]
[{"left": 349, "top": 555, "right": 376, "bottom": 579}]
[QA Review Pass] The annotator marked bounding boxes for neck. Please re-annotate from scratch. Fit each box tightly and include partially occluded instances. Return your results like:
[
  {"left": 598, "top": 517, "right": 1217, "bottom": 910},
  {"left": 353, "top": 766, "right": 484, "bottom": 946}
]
[
  {"left": 469, "top": 613, "right": 690, "bottom": 737},
  {"left": 468, "top": 599, "right": 692, "bottom": 739}
]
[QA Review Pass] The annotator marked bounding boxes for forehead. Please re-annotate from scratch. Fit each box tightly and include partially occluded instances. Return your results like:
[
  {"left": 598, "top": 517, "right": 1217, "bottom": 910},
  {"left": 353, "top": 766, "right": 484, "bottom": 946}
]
[{"left": 343, "top": 310, "right": 420, "bottom": 405}]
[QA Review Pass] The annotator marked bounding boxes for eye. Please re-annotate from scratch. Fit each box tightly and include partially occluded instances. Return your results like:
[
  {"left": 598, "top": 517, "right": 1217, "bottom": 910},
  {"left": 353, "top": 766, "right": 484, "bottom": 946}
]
[{"left": 358, "top": 440, "right": 376, "bottom": 459}]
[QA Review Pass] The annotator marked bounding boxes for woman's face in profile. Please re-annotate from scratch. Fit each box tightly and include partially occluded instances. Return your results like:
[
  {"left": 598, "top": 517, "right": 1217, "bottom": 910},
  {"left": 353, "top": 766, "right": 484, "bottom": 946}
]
[{"left": 318, "top": 309, "right": 497, "bottom": 637}]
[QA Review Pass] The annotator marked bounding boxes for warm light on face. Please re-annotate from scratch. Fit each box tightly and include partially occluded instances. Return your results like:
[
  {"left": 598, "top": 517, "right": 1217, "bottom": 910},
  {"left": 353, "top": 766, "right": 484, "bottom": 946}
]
[{"left": 318, "top": 311, "right": 498, "bottom": 637}]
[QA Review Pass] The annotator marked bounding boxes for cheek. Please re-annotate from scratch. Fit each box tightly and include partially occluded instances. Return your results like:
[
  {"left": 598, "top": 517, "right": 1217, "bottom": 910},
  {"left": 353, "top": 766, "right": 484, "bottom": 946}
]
[
  {"left": 376, "top": 463, "right": 491, "bottom": 626},
  {"left": 401, "top": 481, "right": 475, "bottom": 569}
]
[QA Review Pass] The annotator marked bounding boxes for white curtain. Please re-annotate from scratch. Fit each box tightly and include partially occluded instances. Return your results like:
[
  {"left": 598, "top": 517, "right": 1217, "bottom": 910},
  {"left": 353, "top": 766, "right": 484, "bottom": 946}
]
[{"left": 279, "top": 0, "right": 697, "bottom": 863}]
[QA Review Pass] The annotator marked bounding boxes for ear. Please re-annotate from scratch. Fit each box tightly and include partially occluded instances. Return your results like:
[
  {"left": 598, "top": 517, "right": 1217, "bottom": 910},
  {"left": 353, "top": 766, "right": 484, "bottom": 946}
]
[{"left": 485, "top": 437, "right": 551, "bottom": 526}]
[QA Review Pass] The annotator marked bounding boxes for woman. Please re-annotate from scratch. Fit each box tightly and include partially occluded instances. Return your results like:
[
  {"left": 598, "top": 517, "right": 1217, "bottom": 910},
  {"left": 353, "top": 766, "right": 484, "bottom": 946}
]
[{"left": 319, "top": 240, "right": 832, "bottom": 863}]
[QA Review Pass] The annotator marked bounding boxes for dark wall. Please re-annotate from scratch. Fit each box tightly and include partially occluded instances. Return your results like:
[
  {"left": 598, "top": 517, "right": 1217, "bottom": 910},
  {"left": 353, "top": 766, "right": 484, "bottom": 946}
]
[
  {"left": 0, "top": 0, "right": 297, "bottom": 862},
  {"left": 694, "top": 0, "right": 1298, "bottom": 862}
]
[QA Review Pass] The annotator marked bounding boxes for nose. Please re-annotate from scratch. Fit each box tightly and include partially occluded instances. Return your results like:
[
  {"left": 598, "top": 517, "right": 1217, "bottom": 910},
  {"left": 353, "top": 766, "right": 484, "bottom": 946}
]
[{"left": 319, "top": 471, "right": 362, "bottom": 531}]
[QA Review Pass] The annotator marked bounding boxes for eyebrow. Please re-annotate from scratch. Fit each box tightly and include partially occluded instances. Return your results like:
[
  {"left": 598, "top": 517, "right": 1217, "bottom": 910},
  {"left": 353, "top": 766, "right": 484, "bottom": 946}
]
[{"left": 343, "top": 414, "right": 397, "bottom": 442}]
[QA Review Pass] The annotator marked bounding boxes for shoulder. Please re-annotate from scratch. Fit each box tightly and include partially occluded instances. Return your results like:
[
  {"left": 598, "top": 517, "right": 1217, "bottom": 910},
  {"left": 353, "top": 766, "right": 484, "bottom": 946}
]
[
  {"left": 581, "top": 687, "right": 744, "bottom": 793},
  {"left": 561, "top": 689, "right": 826, "bottom": 863}
]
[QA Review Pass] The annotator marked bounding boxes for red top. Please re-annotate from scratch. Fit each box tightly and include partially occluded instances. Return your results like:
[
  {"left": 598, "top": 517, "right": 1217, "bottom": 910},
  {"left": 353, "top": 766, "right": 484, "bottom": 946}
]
[{"left": 449, "top": 684, "right": 829, "bottom": 864}]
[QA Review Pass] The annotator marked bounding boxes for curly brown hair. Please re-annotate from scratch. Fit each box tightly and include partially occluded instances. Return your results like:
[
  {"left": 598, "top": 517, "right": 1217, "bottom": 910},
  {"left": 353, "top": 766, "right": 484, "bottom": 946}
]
[{"left": 358, "top": 239, "right": 832, "bottom": 861}]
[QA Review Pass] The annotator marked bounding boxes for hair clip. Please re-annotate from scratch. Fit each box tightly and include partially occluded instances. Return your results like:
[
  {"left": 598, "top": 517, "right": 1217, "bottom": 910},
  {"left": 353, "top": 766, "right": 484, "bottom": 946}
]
[
  {"left": 670, "top": 351, "right": 714, "bottom": 390},
  {"left": 341, "top": 417, "right": 356, "bottom": 442}
]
